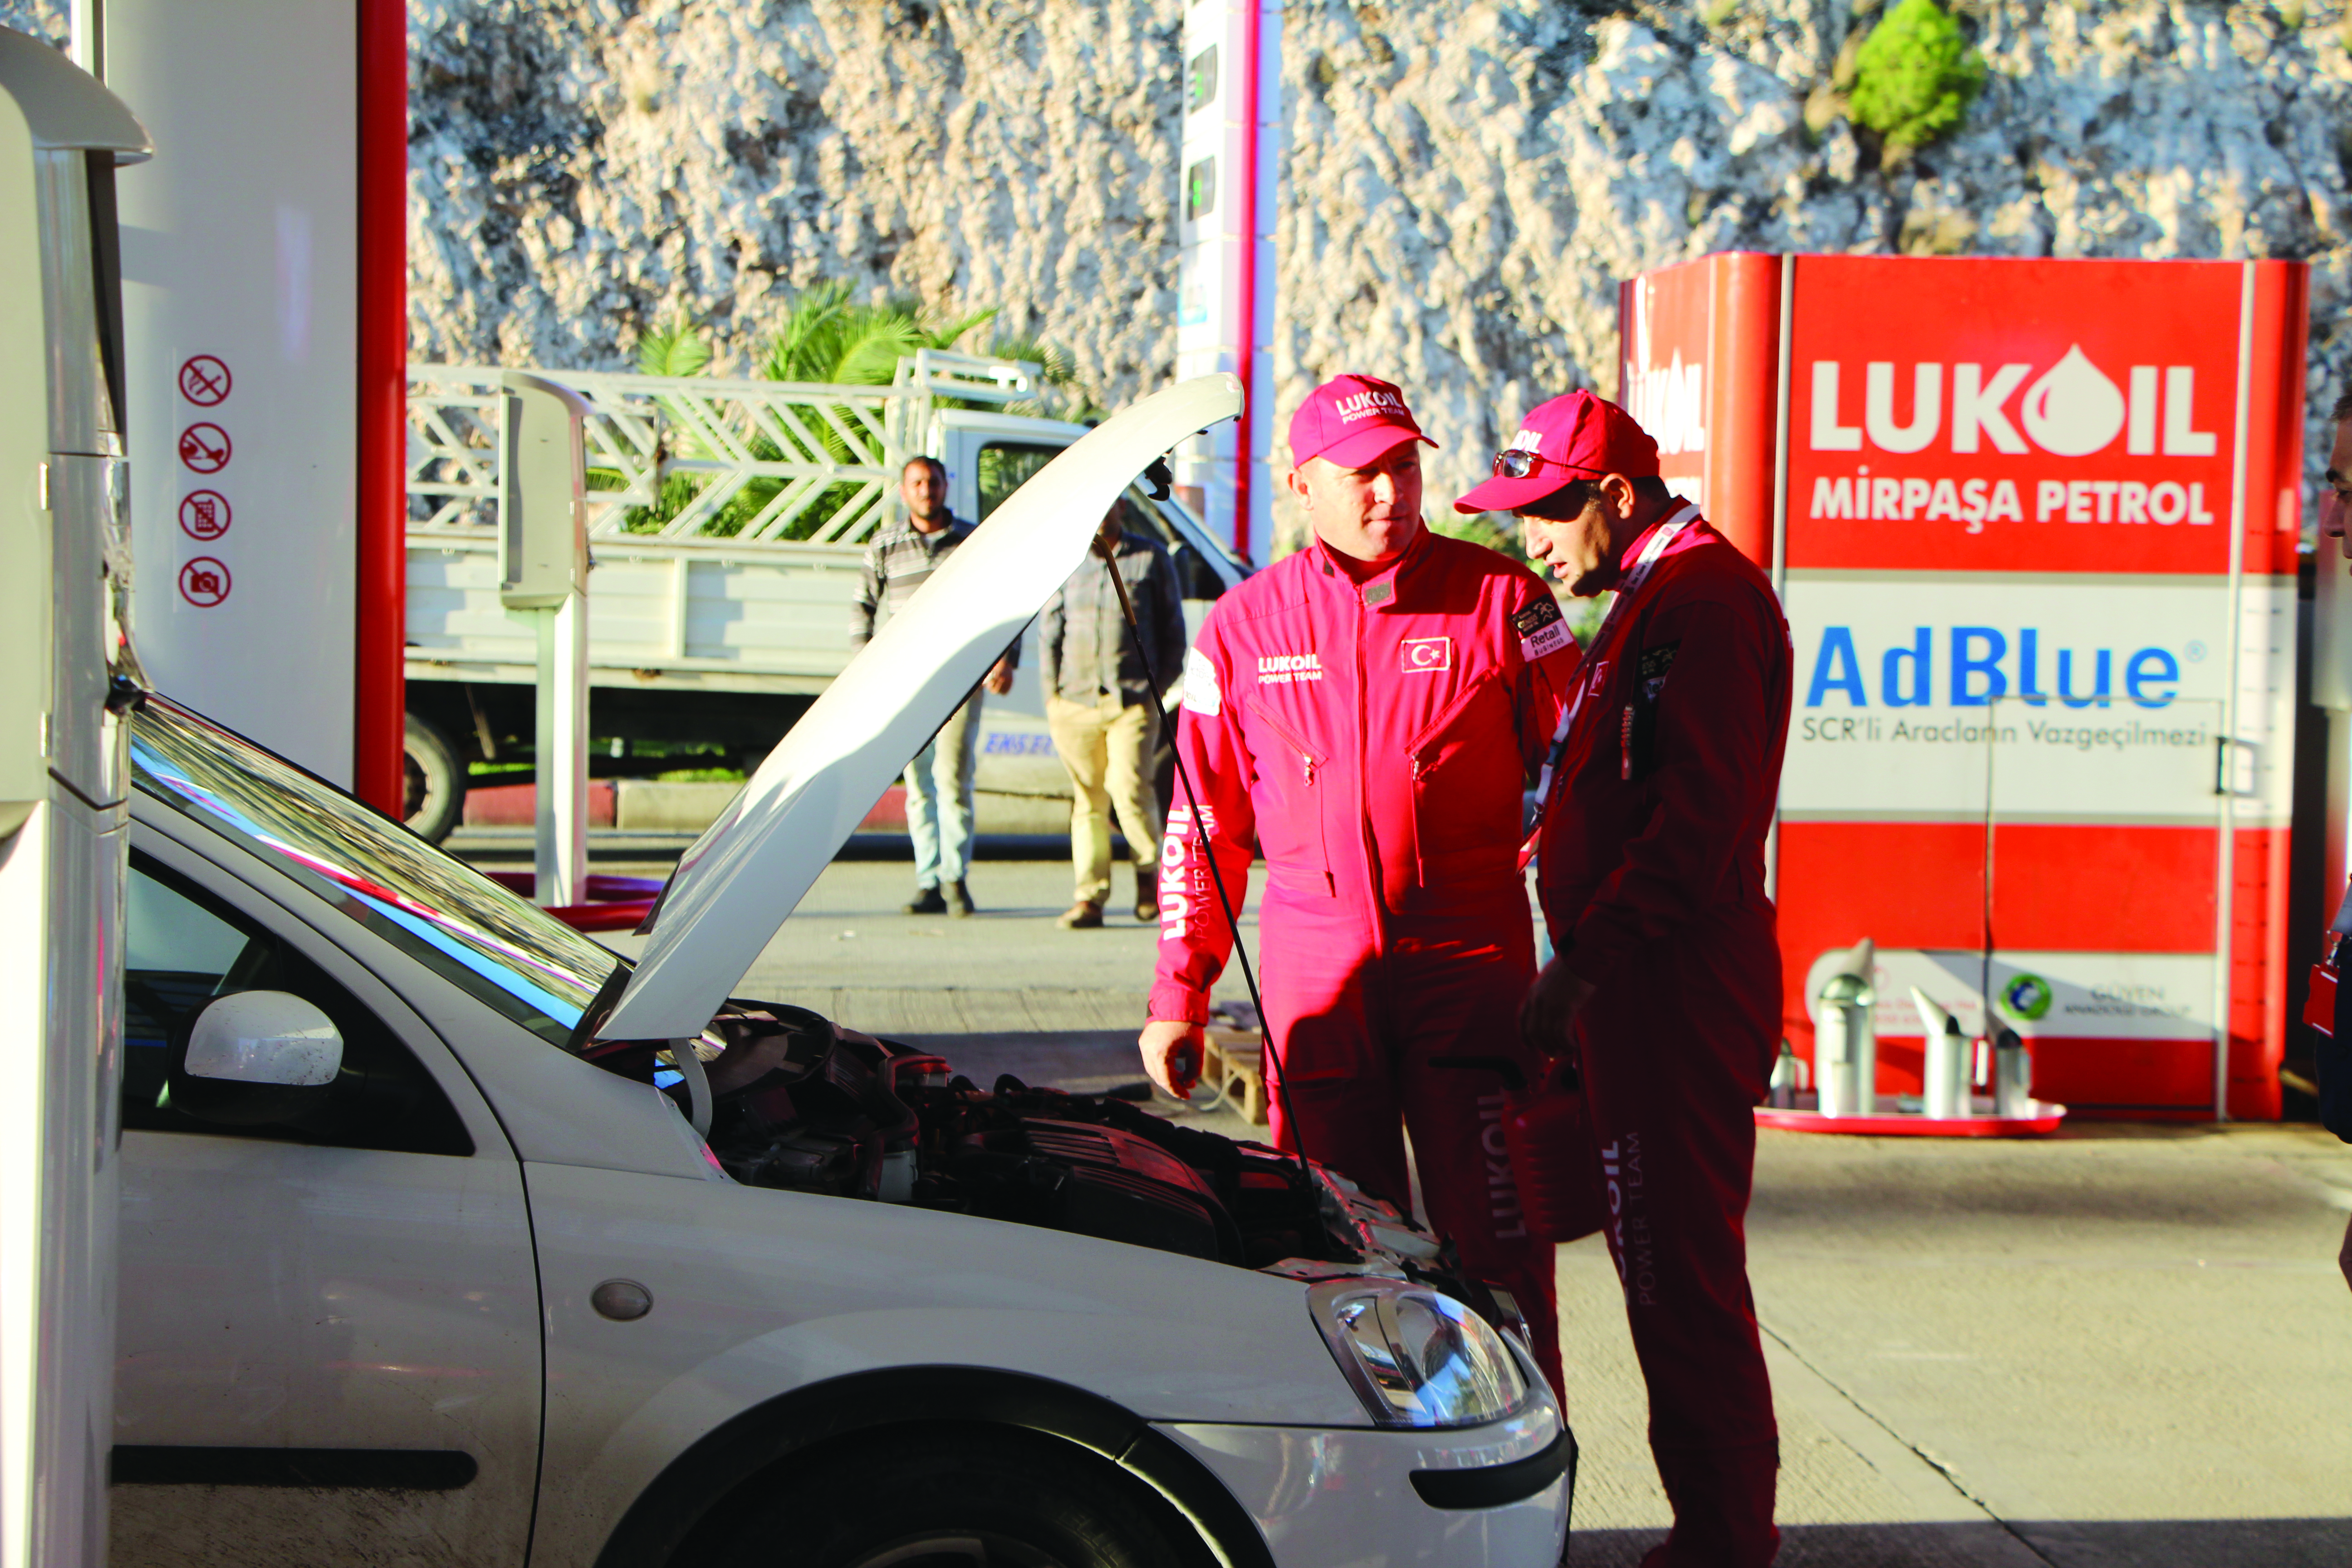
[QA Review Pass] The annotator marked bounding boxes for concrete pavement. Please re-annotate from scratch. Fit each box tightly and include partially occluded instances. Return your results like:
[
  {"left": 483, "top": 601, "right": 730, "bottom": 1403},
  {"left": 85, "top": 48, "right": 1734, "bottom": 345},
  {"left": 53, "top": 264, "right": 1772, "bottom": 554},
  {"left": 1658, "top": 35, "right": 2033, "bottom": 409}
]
[
  {"left": 582, "top": 857, "right": 2352, "bottom": 1564},
  {"left": 1566, "top": 1122, "right": 2352, "bottom": 1566}
]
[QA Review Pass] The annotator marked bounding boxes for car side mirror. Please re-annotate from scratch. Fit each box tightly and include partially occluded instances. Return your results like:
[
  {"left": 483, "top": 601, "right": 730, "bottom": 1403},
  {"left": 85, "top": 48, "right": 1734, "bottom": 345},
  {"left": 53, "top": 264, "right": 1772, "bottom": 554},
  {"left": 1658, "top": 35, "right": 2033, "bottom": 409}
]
[{"left": 168, "top": 991, "right": 343, "bottom": 1127}]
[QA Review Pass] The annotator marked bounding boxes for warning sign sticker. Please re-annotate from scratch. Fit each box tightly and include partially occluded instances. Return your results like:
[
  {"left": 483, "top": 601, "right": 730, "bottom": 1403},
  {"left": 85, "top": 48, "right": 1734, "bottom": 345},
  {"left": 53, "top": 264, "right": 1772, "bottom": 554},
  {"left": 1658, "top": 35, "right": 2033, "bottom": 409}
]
[
  {"left": 177, "top": 355, "right": 231, "bottom": 407},
  {"left": 177, "top": 557, "right": 231, "bottom": 608},
  {"left": 178, "top": 490, "right": 230, "bottom": 541},
  {"left": 178, "top": 423, "right": 231, "bottom": 474}
]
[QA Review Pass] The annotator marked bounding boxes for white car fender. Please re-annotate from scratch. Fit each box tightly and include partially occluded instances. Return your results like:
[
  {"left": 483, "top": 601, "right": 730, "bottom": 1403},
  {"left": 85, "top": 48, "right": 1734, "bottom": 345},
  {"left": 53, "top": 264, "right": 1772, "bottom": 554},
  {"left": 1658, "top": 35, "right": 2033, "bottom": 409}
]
[{"left": 520, "top": 1159, "right": 1363, "bottom": 1568}]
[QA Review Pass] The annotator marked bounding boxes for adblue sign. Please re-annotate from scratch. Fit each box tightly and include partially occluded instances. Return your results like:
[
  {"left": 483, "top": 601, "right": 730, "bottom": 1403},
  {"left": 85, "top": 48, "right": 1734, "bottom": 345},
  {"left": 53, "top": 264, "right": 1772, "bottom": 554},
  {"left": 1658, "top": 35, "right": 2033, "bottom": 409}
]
[{"left": 1778, "top": 574, "right": 2258, "bottom": 824}]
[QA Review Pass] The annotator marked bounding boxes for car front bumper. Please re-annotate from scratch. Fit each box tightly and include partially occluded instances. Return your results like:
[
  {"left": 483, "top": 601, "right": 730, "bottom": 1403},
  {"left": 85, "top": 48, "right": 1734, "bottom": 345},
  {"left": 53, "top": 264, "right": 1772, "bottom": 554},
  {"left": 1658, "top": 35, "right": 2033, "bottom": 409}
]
[{"left": 1158, "top": 1396, "right": 1571, "bottom": 1568}]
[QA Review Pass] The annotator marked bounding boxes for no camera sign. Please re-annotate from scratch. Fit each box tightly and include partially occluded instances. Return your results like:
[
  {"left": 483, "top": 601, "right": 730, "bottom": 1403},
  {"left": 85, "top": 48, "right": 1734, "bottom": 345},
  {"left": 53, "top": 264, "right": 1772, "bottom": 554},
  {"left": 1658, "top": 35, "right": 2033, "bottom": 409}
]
[{"left": 177, "top": 557, "right": 231, "bottom": 608}]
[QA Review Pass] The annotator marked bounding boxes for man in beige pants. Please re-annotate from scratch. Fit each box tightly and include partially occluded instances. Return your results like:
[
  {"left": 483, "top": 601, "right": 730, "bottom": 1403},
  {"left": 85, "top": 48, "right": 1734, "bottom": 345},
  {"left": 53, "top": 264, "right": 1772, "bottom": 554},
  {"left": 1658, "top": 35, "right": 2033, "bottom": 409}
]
[{"left": 1039, "top": 500, "right": 1188, "bottom": 928}]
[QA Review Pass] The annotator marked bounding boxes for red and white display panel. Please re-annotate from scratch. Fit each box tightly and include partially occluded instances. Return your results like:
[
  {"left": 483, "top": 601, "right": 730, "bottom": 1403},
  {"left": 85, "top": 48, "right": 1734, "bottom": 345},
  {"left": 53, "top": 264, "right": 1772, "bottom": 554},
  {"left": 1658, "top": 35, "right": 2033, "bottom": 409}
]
[
  {"left": 109, "top": 0, "right": 407, "bottom": 810},
  {"left": 1620, "top": 253, "right": 2307, "bottom": 1119}
]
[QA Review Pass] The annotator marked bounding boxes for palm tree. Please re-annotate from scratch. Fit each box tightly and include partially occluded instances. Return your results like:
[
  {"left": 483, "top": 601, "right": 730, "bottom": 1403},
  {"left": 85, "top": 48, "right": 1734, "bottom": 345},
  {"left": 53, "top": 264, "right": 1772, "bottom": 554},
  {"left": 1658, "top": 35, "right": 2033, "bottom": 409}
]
[
  {"left": 760, "top": 280, "right": 997, "bottom": 386},
  {"left": 619, "top": 289, "right": 1084, "bottom": 540},
  {"left": 635, "top": 321, "right": 714, "bottom": 377}
]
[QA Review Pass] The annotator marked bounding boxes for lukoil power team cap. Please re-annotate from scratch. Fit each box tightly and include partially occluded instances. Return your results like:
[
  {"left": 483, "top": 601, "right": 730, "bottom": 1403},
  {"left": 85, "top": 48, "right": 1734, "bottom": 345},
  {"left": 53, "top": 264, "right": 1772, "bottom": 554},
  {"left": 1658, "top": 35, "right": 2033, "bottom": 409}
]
[
  {"left": 1453, "top": 389, "right": 1660, "bottom": 514},
  {"left": 1288, "top": 374, "right": 1439, "bottom": 470}
]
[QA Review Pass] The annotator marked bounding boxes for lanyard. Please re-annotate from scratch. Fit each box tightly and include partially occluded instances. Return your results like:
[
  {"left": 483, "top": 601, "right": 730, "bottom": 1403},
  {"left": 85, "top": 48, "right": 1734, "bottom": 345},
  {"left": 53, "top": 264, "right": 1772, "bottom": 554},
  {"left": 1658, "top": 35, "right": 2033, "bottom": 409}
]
[{"left": 1528, "top": 504, "right": 1700, "bottom": 822}]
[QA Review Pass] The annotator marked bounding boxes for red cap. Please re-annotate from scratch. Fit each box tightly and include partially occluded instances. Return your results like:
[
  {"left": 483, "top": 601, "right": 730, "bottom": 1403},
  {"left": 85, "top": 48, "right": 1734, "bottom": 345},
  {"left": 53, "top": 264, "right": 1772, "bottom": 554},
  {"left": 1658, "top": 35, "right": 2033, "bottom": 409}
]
[
  {"left": 1288, "top": 374, "right": 1438, "bottom": 470},
  {"left": 1453, "top": 390, "right": 1660, "bottom": 514}
]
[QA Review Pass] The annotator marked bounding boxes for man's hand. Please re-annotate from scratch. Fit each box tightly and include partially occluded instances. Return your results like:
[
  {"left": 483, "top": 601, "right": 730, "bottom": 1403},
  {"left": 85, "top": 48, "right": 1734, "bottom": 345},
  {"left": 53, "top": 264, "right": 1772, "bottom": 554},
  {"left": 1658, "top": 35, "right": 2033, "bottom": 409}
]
[
  {"left": 1139, "top": 1018, "right": 1205, "bottom": 1098},
  {"left": 985, "top": 656, "right": 1015, "bottom": 696},
  {"left": 1520, "top": 957, "right": 1596, "bottom": 1057}
]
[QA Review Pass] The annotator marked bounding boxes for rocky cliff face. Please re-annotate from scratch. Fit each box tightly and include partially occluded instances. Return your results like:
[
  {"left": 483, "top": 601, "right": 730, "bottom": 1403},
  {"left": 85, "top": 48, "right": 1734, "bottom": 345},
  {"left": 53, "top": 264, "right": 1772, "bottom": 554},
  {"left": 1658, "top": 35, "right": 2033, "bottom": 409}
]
[
  {"left": 6, "top": 0, "right": 2348, "bottom": 529},
  {"left": 1279, "top": 0, "right": 2352, "bottom": 523},
  {"left": 406, "top": 0, "right": 1187, "bottom": 403}
]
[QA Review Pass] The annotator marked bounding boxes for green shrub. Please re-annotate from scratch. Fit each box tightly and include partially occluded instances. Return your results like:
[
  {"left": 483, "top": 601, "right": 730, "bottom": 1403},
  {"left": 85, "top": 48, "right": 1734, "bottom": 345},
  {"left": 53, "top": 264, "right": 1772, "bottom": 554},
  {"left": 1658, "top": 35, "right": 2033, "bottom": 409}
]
[
  {"left": 1848, "top": 0, "right": 1986, "bottom": 152},
  {"left": 1429, "top": 512, "right": 1524, "bottom": 563}
]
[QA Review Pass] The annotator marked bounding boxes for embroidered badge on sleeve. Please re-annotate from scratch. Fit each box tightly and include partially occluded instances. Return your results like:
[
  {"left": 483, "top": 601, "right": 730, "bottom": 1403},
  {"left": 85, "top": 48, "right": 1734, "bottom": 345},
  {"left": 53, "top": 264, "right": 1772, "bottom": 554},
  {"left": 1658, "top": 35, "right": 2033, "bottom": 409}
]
[
  {"left": 1638, "top": 640, "right": 1680, "bottom": 701},
  {"left": 1181, "top": 645, "right": 1224, "bottom": 715},
  {"left": 1512, "top": 595, "right": 1573, "bottom": 661}
]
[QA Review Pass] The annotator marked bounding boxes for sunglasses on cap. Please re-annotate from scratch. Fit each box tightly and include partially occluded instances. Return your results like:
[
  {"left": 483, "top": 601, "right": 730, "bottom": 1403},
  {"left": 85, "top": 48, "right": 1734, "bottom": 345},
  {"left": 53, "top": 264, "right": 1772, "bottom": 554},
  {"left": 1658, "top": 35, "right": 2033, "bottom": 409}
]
[{"left": 1491, "top": 448, "right": 1597, "bottom": 480}]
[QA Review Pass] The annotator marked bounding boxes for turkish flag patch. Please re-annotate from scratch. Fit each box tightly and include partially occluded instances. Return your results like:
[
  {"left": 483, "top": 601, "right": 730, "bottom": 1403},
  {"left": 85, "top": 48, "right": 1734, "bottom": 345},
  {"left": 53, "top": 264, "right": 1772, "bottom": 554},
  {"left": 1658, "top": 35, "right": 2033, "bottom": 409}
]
[{"left": 1401, "top": 636, "right": 1452, "bottom": 674}]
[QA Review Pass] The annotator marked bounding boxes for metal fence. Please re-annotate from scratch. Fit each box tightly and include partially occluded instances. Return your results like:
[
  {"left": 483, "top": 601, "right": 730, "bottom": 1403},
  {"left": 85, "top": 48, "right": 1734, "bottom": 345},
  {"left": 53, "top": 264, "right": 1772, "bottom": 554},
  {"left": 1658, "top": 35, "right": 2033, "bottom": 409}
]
[{"left": 405, "top": 351, "right": 1040, "bottom": 553}]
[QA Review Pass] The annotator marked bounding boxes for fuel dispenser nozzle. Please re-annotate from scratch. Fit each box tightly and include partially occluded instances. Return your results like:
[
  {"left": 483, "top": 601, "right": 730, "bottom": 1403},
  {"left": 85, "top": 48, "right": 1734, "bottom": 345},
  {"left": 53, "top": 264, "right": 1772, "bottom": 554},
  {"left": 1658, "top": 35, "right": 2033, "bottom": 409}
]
[
  {"left": 1992, "top": 1025, "right": 2032, "bottom": 1118},
  {"left": 1909, "top": 987, "right": 1971, "bottom": 1119},
  {"left": 1813, "top": 939, "right": 1877, "bottom": 1118}
]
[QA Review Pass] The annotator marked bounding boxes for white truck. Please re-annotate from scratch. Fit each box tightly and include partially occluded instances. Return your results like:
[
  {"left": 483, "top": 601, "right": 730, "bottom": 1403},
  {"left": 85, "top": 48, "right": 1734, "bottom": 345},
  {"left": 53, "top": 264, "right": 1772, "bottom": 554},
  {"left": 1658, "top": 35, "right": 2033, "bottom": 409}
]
[{"left": 402, "top": 351, "right": 1248, "bottom": 839}]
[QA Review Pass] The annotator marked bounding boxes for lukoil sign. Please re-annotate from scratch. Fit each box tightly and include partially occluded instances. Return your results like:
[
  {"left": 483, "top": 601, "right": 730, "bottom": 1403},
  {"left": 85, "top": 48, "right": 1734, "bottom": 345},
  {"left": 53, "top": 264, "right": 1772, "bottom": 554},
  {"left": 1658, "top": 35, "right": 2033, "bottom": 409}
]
[
  {"left": 1806, "top": 351, "right": 2219, "bottom": 458},
  {"left": 1783, "top": 257, "right": 2264, "bottom": 578}
]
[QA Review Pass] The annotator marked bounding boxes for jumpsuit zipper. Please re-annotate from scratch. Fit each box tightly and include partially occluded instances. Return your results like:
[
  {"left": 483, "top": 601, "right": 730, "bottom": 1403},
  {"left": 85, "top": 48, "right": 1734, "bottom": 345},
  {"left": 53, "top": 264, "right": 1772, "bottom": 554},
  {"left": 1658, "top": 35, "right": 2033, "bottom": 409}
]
[
  {"left": 1353, "top": 593, "right": 1387, "bottom": 952},
  {"left": 1244, "top": 699, "right": 1324, "bottom": 784}
]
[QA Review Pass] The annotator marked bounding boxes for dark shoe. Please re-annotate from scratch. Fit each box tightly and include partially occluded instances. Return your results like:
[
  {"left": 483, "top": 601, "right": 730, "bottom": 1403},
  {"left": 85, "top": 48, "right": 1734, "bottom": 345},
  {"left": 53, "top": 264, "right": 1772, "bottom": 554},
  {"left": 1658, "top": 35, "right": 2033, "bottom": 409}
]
[
  {"left": 946, "top": 880, "right": 976, "bottom": 918},
  {"left": 1057, "top": 899, "right": 1104, "bottom": 929},
  {"left": 903, "top": 885, "right": 946, "bottom": 915},
  {"left": 1133, "top": 870, "right": 1160, "bottom": 923}
]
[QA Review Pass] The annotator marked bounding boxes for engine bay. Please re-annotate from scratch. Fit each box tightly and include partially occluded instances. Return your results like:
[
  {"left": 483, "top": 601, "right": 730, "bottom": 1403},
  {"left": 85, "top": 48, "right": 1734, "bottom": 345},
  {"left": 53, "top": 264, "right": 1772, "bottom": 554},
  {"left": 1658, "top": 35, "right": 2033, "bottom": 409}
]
[{"left": 585, "top": 1000, "right": 1501, "bottom": 1306}]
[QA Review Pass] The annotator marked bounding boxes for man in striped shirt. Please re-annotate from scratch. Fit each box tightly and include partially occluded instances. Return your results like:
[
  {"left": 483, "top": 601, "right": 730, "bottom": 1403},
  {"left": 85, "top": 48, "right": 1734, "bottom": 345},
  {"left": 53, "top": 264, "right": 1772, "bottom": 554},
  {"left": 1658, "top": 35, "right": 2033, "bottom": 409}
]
[{"left": 852, "top": 456, "right": 1016, "bottom": 916}]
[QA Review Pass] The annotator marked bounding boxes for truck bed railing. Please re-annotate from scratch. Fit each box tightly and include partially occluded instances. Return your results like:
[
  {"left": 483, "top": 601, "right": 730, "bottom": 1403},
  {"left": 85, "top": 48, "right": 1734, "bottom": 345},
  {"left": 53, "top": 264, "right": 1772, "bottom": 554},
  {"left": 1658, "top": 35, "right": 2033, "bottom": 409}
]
[{"left": 407, "top": 351, "right": 1040, "bottom": 554}]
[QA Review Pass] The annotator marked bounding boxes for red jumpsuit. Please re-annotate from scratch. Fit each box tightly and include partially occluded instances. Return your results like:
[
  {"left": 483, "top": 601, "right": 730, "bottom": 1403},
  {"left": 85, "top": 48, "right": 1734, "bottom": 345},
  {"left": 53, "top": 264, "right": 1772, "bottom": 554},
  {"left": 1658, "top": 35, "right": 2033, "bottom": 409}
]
[
  {"left": 1149, "top": 526, "right": 1581, "bottom": 1392},
  {"left": 1535, "top": 507, "right": 1792, "bottom": 1567}
]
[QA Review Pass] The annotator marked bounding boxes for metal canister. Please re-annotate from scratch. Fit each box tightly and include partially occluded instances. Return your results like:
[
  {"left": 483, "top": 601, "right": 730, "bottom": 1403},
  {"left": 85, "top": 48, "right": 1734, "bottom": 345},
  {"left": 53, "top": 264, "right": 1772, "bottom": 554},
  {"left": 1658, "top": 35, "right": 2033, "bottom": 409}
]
[
  {"left": 1925, "top": 1013, "right": 1969, "bottom": 1119},
  {"left": 1992, "top": 1026, "right": 2032, "bottom": 1118},
  {"left": 1815, "top": 969, "right": 1875, "bottom": 1118},
  {"left": 1768, "top": 1040, "right": 1799, "bottom": 1109}
]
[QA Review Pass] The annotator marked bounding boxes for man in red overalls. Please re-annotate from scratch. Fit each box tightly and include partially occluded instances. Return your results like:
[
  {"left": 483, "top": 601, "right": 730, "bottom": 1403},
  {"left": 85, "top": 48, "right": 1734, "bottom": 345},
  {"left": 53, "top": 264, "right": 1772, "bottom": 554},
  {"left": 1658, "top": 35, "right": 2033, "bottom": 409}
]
[
  {"left": 1461, "top": 391, "right": 1791, "bottom": 1567},
  {"left": 1137, "top": 374, "right": 1582, "bottom": 1391}
]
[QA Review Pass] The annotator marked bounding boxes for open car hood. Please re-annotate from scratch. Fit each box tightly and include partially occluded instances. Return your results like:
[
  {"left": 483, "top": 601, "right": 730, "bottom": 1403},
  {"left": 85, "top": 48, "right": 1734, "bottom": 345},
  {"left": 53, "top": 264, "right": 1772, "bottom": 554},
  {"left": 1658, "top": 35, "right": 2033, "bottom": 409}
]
[{"left": 598, "top": 374, "right": 1244, "bottom": 1044}]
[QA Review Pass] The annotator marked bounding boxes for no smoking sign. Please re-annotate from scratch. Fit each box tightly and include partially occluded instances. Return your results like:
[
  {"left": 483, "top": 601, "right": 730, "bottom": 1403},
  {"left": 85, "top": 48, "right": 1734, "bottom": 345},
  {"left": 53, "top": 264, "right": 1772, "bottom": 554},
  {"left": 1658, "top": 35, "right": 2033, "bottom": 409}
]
[
  {"left": 177, "top": 557, "right": 231, "bottom": 608},
  {"left": 177, "top": 355, "right": 231, "bottom": 407}
]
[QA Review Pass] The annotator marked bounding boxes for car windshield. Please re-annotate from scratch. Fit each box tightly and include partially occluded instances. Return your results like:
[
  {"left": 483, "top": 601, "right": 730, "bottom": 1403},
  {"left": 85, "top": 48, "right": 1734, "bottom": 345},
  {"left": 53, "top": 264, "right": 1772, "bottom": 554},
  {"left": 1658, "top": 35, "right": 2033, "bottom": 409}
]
[{"left": 129, "top": 696, "right": 623, "bottom": 1049}]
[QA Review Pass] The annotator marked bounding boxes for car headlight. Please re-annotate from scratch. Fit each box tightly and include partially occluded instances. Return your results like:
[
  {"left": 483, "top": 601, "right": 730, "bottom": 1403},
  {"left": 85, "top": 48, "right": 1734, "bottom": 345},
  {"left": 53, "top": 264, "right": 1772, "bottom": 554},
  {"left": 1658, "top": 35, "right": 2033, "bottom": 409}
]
[{"left": 1307, "top": 1279, "right": 1530, "bottom": 1428}]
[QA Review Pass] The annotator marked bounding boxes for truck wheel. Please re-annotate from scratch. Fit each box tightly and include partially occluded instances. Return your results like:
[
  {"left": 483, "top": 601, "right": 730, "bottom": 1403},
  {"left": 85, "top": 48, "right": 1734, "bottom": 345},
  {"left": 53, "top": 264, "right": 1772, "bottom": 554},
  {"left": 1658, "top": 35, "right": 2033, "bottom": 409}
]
[
  {"left": 402, "top": 714, "right": 468, "bottom": 843},
  {"left": 706, "top": 1429, "right": 1205, "bottom": 1568}
]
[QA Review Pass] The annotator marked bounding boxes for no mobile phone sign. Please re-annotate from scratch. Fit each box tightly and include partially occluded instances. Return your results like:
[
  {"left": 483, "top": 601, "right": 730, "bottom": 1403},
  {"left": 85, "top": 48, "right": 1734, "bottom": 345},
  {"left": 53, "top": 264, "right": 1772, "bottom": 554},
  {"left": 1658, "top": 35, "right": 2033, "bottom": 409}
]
[{"left": 178, "top": 490, "right": 230, "bottom": 541}]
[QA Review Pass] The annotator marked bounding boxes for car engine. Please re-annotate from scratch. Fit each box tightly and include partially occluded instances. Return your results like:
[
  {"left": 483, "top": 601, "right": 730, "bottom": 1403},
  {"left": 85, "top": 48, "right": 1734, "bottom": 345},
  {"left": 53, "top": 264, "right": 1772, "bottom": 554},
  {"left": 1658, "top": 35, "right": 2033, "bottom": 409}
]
[{"left": 585, "top": 1000, "right": 1512, "bottom": 1315}]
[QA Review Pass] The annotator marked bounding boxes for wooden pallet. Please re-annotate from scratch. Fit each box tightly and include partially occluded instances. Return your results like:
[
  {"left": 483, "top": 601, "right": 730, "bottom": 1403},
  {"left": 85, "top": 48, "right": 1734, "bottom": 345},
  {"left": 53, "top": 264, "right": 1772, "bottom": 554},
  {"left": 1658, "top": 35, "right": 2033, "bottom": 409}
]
[{"left": 1202, "top": 1026, "right": 1268, "bottom": 1125}]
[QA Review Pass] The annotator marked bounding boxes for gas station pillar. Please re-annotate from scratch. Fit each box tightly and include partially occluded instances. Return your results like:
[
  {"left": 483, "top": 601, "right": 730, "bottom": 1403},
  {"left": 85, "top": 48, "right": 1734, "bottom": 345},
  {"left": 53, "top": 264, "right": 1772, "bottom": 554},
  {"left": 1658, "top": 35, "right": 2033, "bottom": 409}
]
[{"left": 0, "top": 29, "right": 149, "bottom": 1568}]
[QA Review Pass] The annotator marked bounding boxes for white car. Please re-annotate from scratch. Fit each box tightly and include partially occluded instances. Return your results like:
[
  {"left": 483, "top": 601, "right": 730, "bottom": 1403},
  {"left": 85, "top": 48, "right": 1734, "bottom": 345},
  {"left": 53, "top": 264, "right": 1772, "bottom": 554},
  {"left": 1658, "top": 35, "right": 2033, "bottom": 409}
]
[{"left": 107, "top": 383, "right": 1573, "bottom": 1568}]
